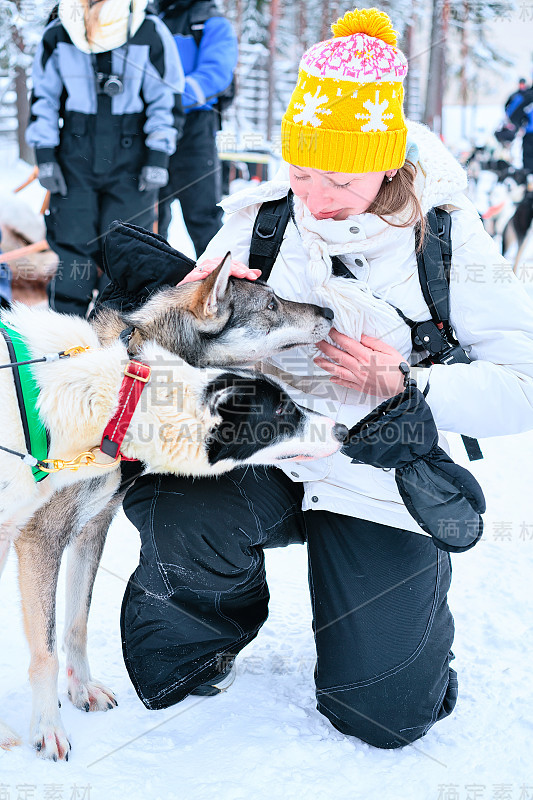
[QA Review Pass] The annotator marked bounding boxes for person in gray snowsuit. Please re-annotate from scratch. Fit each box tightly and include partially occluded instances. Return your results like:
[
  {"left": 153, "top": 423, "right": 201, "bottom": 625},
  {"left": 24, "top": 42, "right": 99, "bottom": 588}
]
[{"left": 26, "top": 0, "right": 185, "bottom": 316}]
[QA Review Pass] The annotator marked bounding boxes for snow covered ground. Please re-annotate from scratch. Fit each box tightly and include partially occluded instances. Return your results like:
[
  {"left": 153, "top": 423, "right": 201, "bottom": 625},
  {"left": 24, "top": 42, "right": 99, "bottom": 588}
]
[
  {"left": 0, "top": 144, "right": 532, "bottom": 799},
  {"left": 0, "top": 429, "right": 532, "bottom": 799}
]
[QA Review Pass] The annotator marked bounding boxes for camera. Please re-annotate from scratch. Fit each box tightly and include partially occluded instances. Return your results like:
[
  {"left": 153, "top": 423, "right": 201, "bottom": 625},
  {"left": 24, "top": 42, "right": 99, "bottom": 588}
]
[
  {"left": 412, "top": 320, "right": 471, "bottom": 366},
  {"left": 96, "top": 72, "right": 124, "bottom": 97}
]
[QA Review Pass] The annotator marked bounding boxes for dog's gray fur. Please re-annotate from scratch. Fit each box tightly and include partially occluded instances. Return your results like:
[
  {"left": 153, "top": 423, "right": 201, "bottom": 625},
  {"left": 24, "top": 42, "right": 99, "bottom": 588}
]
[{"left": 93, "top": 254, "right": 333, "bottom": 367}]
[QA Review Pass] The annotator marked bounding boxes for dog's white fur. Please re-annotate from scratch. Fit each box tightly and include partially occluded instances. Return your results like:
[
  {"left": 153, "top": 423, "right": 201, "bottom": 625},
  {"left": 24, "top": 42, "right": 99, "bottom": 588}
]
[{"left": 0, "top": 304, "right": 340, "bottom": 531}]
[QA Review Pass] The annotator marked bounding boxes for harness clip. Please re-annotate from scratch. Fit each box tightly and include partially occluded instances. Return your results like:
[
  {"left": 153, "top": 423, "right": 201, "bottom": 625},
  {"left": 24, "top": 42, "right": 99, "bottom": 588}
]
[
  {"left": 37, "top": 446, "right": 121, "bottom": 474},
  {"left": 62, "top": 345, "right": 91, "bottom": 358}
]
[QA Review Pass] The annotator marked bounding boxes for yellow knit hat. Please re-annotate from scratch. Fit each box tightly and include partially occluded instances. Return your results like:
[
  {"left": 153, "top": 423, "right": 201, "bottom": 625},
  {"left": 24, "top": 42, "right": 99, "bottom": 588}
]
[{"left": 281, "top": 8, "right": 408, "bottom": 173}]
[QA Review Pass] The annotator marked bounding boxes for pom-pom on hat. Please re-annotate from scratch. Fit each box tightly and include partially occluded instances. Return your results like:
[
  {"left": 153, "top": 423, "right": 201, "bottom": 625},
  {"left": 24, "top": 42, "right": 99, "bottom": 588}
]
[{"left": 281, "top": 7, "right": 408, "bottom": 174}]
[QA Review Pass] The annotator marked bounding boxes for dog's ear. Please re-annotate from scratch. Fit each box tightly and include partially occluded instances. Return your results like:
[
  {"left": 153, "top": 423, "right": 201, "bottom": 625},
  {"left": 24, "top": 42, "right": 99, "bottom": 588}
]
[
  {"left": 205, "top": 371, "right": 247, "bottom": 415},
  {"left": 197, "top": 252, "right": 232, "bottom": 317},
  {"left": 207, "top": 380, "right": 238, "bottom": 415}
]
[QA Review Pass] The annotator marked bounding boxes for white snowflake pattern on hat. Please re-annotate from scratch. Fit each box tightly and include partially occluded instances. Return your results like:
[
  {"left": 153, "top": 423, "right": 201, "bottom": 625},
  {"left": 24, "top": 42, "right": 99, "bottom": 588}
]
[
  {"left": 354, "top": 89, "right": 394, "bottom": 131},
  {"left": 292, "top": 86, "right": 332, "bottom": 127}
]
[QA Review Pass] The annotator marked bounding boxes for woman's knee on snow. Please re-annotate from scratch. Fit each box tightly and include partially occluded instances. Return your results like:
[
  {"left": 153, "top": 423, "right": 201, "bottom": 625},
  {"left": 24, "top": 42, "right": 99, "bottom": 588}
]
[{"left": 316, "top": 666, "right": 458, "bottom": 749}]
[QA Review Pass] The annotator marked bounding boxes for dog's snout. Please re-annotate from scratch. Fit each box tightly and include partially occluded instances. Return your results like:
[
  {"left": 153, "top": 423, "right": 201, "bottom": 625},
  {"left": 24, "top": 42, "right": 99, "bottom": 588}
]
[
  {"left": 320, "top": 307, "right": 334, "bottom": 321},
  {"left": 332, "top": 423, "right": 349, "bottom": 443}
]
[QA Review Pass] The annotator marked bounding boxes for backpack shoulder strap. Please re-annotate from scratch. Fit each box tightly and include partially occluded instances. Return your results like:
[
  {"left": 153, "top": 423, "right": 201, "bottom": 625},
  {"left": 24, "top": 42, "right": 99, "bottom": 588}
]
[
  {"left": 416, "top": 208, "right": 483, "bottom": 462},
  {"left": 415, "top": 206, "right": 452, "bottom": 330},
  {"left": 248, "top": 190, "right": 365, "bottom": 279},
  {"left": 248, "top": 194, "right": 291, "bottom": 278}
]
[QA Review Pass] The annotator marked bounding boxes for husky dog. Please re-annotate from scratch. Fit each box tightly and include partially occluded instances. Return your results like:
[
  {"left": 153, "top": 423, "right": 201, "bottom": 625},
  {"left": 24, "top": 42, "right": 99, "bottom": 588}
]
[
  {"left": 0, "top": 256, "right": 343, "bottom": 759},
  {"left": 93, "top": 253, "right": 335, "bottom": 366}
]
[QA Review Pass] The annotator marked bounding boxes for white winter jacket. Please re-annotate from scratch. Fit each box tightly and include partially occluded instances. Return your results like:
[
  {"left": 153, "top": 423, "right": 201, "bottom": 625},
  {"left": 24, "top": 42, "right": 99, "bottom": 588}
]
[{"left": 200, "top": 121, "right": 533, "bottom": 536}]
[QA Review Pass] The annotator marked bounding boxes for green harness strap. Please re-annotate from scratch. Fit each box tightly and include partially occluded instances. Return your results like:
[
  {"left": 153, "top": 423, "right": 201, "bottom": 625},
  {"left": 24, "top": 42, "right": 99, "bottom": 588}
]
[{"left": 0, "top": 319, "right": 49, "bottom": 482}]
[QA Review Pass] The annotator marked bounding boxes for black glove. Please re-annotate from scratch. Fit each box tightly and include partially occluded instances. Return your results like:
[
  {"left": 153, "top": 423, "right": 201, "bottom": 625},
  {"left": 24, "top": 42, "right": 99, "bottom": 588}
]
[
  {"left": 342, "top": 364, "right": 486, "bottom": 553},
  {"left": 38, "top": 162, "right": 67, "bottom": 196},
  {"left": 138, "top": 166, "right": 169, "bottom": 192},
  {"left": 102, "top": 221, "right": 195, "bottom": 290},
  {"left": 90, "top": 221, "right": 196, "bottom": 320}
]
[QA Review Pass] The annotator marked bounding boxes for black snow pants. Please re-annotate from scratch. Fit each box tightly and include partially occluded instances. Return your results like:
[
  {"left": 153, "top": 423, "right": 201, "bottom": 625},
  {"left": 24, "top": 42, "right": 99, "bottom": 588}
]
[
  {"left": 157, "top": 109, "right": 223, "bottom": 257},
  {"left": 121, "top": 466, "right": 458, "bottom": 749},
  {"left": 46, "top": 111, "right": 157, "bottom": 317},
  {"left": 523, "top": 132, "right": 533, "bottom": 172}
]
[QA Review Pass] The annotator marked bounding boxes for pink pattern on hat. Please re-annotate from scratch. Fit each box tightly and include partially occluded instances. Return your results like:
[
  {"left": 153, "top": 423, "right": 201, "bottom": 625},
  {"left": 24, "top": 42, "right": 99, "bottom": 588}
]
[{"left": 302, "top": 33, "right": 407, "bottom": 82}]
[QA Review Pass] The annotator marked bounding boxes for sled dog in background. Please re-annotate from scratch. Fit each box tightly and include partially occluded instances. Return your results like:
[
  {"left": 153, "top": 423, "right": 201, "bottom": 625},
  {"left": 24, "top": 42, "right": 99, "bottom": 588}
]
[{"left": 0, "top": 255, "right": 343, "bottom": 760}]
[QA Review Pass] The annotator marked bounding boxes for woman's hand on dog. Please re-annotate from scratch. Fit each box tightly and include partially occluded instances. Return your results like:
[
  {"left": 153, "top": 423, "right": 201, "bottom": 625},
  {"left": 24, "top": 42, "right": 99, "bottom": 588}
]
[
  {"left": 177, "top": 258, "right": 262, "bottom": 285},
  {"left": 314, "top": 328, "right": 405, "bottom": 398}
]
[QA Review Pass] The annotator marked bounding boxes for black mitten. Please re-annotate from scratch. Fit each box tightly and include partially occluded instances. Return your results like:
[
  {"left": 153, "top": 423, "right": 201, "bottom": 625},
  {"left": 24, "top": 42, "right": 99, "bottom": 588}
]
[
  {"left": 102, "top": 221, "right": 196, "bottom": 293},
  {"left": 394, "top": 447, "right": 485, "bottom": 552},
  {"left": 342, "top": 365, "right": 486, "bottom": 552},
  {"left": 92, "top": 221, "right": 197, "bottom": 318}
]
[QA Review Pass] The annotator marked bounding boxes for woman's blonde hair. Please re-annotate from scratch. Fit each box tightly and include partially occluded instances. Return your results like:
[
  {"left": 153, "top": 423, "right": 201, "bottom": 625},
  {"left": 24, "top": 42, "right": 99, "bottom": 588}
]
[{"left": 366, "top": 160, "right": 427, "bottom": 250}]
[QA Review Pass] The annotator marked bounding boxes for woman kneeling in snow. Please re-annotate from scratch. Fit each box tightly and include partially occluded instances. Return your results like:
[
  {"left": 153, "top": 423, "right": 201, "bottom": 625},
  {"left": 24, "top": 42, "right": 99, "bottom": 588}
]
[{"left": 117, "top": 8, "right": 533, "bottom": 748}]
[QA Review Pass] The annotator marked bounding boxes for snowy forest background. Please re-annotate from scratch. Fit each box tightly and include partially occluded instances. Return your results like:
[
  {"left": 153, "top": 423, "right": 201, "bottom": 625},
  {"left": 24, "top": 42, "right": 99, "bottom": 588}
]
[{"left": 0, "top": 0, "right": 523, "bottom": 163}]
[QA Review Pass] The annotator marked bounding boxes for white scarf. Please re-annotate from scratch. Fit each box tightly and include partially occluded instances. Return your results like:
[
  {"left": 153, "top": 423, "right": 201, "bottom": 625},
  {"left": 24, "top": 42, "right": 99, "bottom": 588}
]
[
  {"left": 59, "top": 0, "right": 148, "bottom": 54},
  {"left": 292, "top": 195, "right": 413, "bottom": 356}
]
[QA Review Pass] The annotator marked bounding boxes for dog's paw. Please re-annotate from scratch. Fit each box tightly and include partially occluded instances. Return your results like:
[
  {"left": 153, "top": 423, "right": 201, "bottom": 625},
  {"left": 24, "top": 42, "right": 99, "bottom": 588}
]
[
  {"left": 0, "top": 719, "right": 21, "bottom": 750},
  {"left": 32, "top": 721, "right": 71, "bottom": 761},
  {"left": 67, "top": 675, "right": 118, "bottom": 713}
]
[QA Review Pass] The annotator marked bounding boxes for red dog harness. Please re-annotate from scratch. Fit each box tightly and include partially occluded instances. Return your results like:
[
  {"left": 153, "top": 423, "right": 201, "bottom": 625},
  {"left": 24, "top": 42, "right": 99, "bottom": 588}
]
[{"left": 101, "top": 360, "right": 151, "bottom": 461}]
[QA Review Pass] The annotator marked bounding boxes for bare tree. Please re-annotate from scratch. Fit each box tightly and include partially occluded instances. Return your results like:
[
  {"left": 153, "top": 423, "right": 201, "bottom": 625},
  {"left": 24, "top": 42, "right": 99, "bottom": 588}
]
[
  {"left": 424, "top": 0, "right": 449, "bottom": 134},
  {"left": 448, "top": 0, "right": 514, "bottom": 117},
  {"left": 12, "top": 3, "right": 32, "bottom": 163},
  {"left": 1, "top": 0, "right": 51, "bottom": 163},
  {"left": 266, "top": 0, "right": 281, "bottom": 140}
]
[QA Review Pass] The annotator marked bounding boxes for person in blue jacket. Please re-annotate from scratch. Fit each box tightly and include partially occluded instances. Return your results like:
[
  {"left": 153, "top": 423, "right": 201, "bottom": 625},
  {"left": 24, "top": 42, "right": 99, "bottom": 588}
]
[
  {"left": 157, "top": 0, "right": 238, "bottom": 255},
  {"left": 504, "top": 78, "right": 528, "bottom": 115},
  {"left": 507, "top": 78, "right": 533, "bottom": 172}
]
